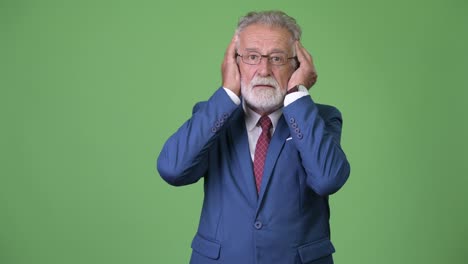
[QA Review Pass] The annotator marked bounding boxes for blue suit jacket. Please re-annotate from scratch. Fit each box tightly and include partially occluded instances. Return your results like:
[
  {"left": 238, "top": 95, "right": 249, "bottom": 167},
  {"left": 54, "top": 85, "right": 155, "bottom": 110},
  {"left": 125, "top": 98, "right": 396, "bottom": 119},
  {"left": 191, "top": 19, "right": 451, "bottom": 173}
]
[{"left": 157, "top": 88, "right": 350, "bottom": 264}]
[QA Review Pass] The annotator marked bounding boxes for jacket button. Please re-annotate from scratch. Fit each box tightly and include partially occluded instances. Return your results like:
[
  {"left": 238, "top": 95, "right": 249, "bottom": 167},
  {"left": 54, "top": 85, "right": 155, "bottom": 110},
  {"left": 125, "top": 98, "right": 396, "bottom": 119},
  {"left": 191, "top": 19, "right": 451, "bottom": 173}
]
[
  {"left": 254, "top": 221, "right": 263, "bottom": 230},
  {"left": 289, "top": 117, "right": 295, "bottom": 124}
]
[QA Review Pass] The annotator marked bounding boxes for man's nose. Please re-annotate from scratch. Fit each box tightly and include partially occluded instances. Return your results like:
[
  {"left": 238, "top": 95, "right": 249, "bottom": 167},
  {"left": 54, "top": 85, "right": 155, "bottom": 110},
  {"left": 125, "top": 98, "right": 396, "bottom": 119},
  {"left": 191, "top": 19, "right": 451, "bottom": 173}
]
[{"left": 257, "top": 56, "right": 272, "bottom": 76}]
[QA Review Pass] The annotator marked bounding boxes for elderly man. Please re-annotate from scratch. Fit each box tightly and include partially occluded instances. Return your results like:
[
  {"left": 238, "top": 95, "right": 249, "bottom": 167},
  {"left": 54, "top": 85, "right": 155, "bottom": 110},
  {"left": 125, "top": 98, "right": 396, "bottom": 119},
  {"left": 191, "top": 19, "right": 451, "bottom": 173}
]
[{"left": 157, "top": 10, "right": 350, "bottom": 264}]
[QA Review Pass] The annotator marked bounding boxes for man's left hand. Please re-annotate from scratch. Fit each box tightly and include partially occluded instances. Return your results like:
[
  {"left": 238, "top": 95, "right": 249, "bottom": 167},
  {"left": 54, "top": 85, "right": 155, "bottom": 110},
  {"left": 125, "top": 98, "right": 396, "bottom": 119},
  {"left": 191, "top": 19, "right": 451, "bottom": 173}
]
[{"left": 287, "top": 41, "right": 318, "bottom": 90}]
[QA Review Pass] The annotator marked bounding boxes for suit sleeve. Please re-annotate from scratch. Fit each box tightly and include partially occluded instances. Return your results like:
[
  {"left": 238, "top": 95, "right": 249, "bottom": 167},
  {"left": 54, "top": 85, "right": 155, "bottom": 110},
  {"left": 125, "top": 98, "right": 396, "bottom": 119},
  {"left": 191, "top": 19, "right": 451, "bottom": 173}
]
[
  {"left": 157, "top": 88, "right": 239, "bottom": 186},
  {"left": 282, "top": 95, "right": 351, "bottom": 196}
]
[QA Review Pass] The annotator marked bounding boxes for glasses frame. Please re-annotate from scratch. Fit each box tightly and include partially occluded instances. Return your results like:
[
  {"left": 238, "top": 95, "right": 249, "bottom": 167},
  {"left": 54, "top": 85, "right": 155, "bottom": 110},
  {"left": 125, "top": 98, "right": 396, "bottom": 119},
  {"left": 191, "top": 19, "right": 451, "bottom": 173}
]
[{"left": 236, "top": 52, "right": 298, "bottom": 66}]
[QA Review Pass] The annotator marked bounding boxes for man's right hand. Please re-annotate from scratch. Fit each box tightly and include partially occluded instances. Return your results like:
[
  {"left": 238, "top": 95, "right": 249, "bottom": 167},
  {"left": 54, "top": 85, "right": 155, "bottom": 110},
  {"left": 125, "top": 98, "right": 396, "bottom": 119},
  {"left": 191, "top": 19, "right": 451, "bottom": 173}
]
[
  {"left": 222, "top": 35, "right": 241, "bottom": 96},
  {"left": 287, "top": 41, "right": 318, "bottom": 90}
]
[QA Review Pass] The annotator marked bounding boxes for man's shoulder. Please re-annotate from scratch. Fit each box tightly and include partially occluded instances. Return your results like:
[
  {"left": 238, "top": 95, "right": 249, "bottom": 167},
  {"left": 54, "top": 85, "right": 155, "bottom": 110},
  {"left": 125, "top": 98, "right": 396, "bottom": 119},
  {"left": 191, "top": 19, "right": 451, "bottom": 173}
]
[
  {"left": 192, "top": 101, "right": 207, "bottom": 113},
  {"left": 191, "top": 88, "right": 240, "bottom": 114},
  {"left": 315, "top": 103, "right": 343, "bottom": 121}
]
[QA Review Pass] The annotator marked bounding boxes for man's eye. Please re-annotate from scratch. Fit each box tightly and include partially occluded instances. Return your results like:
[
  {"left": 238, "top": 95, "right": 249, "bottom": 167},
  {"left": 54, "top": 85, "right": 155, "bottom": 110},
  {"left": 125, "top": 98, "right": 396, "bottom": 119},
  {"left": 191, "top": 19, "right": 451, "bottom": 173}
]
[
  {"left": 271, "top": 56, "right": 282, "bottom": 62},
  {"left": 248, "top": 54, "right": 259, "bottom": 60}
]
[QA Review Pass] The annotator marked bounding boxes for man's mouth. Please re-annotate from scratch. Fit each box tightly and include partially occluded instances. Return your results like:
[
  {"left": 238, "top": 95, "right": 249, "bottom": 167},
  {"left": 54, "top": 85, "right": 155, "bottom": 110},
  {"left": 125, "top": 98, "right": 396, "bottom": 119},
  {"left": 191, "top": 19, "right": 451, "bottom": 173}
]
[{"left": 253, "top": 84, "right": 275, "bottom": 89}]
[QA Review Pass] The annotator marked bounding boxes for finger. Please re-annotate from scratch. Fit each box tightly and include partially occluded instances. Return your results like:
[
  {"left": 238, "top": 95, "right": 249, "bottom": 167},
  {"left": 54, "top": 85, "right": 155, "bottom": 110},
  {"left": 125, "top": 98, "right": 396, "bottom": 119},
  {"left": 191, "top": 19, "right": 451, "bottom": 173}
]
[
  {"left": 296, "top": 41, "right": 312, "bottom": 64},
  {"left": 225, "top": 34, "right": 238, "bottom": 60},
  {"left": 299, "top": 42, "right": 313, "bottom": 62},
  {"left": 294, "top": 41, "right": 305, "bottom": 62},
  {"left": 297, "top": 41, "right": 317, "bottom": 76}
]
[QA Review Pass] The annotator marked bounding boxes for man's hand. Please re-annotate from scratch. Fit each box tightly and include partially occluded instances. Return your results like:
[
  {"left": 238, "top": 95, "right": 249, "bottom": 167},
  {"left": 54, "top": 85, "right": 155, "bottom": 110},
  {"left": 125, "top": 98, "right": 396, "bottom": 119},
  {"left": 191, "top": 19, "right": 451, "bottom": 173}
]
[
  {"left": 287, "top": 41, "right": 318, "bottom": 90},
  {"left": 222, "top": 35, "right": 241, "bottom": 96}
]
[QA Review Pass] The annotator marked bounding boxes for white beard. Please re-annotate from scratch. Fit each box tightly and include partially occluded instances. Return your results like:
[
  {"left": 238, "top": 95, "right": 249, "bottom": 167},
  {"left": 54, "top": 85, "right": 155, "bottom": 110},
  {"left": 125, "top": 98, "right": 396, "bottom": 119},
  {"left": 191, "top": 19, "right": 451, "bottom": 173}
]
[{"left": 241, "top": 76, "right": 286, "bottom": 114}]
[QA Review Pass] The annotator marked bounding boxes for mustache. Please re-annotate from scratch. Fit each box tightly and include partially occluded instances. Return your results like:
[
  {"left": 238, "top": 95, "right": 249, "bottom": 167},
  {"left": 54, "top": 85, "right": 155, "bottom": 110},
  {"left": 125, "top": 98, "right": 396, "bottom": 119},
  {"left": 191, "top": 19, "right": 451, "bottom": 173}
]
[{"left": 250, "top": 76, "right": 280, "bottom": 88}]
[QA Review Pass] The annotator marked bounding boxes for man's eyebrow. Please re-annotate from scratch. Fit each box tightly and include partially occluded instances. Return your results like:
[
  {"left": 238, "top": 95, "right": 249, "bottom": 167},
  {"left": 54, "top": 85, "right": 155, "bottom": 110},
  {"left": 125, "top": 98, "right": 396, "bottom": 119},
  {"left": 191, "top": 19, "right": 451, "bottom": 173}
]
[
  {"left": 269, "top": 48, "right": 288, "bottom": 54},
  {"left": 243, "top": 48, "right": 288, "bottom": 54}
]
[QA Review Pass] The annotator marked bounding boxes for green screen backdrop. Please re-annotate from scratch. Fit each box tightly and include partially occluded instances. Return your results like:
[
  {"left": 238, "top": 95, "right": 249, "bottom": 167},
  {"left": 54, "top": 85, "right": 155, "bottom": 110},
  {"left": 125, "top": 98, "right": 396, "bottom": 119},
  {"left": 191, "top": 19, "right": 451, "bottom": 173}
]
[{"left": 1, "top": 0, "right": 467, "bottom": 263}]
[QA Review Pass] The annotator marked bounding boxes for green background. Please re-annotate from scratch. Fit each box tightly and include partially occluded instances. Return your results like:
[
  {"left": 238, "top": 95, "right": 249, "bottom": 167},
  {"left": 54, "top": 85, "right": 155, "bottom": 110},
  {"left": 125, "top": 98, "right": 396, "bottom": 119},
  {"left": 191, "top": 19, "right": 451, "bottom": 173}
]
[{"left": 1, "top": 0, "right": 467, "bottom": 263}]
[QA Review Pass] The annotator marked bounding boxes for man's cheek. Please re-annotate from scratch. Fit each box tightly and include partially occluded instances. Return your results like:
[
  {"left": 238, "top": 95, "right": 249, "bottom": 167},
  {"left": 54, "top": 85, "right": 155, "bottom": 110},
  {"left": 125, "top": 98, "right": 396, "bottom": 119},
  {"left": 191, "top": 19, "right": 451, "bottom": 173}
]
[{"left": 241, "top": 75, "right": 252, "bottom": 88}]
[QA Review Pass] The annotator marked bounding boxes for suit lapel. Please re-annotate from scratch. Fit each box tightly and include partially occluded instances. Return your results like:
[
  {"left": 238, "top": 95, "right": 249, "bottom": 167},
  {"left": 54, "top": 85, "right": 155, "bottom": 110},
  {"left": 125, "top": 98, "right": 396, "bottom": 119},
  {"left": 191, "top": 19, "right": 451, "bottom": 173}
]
[
  {"left": 256, "top": 115, "right": 289, "bottom": 211},
  {"left": 229, "top": 107, "right": 258, "bottom": 207}
]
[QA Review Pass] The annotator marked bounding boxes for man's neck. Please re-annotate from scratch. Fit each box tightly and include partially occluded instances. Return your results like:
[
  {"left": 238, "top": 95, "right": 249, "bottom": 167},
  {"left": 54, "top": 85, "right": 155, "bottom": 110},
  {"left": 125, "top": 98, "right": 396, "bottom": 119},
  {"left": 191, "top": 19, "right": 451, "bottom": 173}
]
[{"left": 243, "top": 100, "right": 283, "bottom": 134}]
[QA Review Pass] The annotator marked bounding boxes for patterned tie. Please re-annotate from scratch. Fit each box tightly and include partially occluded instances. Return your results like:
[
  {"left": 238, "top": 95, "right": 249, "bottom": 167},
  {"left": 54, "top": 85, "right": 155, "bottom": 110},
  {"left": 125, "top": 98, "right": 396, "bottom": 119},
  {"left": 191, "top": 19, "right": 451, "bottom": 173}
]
[{"left": 254, "top": 115, "right": 272, "bottom": 194}]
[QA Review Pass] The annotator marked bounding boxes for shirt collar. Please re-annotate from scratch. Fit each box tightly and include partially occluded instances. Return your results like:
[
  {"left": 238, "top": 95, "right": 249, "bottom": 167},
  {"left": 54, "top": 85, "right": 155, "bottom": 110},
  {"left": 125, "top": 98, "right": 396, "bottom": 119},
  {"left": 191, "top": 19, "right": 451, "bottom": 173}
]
[{"left": 243, "top": 100, "right": 283, "bottom": 133}]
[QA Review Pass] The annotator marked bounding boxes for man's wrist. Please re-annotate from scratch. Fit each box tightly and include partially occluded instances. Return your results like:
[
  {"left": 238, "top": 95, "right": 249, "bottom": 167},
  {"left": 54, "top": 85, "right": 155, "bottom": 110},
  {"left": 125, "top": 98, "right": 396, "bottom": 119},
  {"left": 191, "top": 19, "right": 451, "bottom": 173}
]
[
  {"left": 287, "top": 85, "right": 307, "bottom": 94},
  {"left": 284, "top": 85, "right": 309, "bottom": 106},
  {"left": 223, "top": 87, "right": 241, "bottom": 105}
]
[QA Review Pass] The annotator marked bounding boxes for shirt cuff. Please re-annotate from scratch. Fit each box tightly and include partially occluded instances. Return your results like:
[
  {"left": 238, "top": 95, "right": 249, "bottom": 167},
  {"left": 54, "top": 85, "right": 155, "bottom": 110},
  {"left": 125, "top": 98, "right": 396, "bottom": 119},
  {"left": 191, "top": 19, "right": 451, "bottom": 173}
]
[
  {"left": 223, "top": 87, "right": 241, "bottom": 105},
  {"left": 284, "top": 85, "right": 309, "bottom": 106}
]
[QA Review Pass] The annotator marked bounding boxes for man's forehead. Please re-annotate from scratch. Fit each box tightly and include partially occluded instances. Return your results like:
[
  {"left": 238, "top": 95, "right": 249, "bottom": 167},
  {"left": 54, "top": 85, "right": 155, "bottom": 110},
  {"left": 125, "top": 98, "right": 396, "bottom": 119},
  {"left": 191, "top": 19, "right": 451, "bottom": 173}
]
[{"left": 238, "top": 24, "right": 293, "bottom": 52}]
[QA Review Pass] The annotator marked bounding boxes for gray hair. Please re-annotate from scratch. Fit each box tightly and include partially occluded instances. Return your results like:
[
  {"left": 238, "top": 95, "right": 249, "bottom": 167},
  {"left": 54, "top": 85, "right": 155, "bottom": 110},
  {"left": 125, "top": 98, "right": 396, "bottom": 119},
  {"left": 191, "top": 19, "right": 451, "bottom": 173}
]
[
  {"left": 236, "top": 10, "right": 302, "bottom": 42},
  {"left": 235, "top": 11, "right": 301, "bottom": 68}
]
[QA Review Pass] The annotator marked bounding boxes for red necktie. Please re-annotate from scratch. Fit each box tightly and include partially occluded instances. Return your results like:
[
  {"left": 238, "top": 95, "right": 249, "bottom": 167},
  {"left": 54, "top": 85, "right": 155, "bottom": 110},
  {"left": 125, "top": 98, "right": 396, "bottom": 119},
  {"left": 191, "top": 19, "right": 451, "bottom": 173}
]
[{"left": 254, "top": 116, "right": 272, "bottom": 194}]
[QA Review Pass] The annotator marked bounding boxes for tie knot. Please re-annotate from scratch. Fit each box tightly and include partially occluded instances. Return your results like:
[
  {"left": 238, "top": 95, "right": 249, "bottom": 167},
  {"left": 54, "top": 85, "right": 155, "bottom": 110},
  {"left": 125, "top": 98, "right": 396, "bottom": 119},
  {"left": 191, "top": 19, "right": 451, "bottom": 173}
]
[{"left": 258, "top": 115, "right": 272, "bottom": 131}]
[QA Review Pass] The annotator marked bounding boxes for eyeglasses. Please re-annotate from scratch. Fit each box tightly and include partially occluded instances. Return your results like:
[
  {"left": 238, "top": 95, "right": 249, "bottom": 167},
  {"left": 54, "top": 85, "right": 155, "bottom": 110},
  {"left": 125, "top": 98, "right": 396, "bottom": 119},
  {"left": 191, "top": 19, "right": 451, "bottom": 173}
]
[{"left": 236, "top": 52, "right": 297, "bottom": 66}]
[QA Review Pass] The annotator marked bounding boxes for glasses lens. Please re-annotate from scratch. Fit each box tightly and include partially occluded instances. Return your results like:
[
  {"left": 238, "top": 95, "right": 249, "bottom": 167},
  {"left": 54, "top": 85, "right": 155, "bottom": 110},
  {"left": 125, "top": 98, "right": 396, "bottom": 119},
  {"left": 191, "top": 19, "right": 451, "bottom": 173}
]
[
  {"left": 269, "top": 53, "right": 287, "bottom": 65},
  {"left": 240, "top": 52, "right": 289, "bottom": 65},
  {"left": 243, "top": 52, "right": 261, "bottom": 65}
]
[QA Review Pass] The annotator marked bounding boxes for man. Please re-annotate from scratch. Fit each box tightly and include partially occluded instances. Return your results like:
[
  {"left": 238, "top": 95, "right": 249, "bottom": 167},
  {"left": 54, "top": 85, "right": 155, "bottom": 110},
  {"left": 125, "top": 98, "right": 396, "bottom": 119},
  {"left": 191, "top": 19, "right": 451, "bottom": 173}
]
[{"left": 157, "top": 10, "right": 350, "bottom": 264}]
